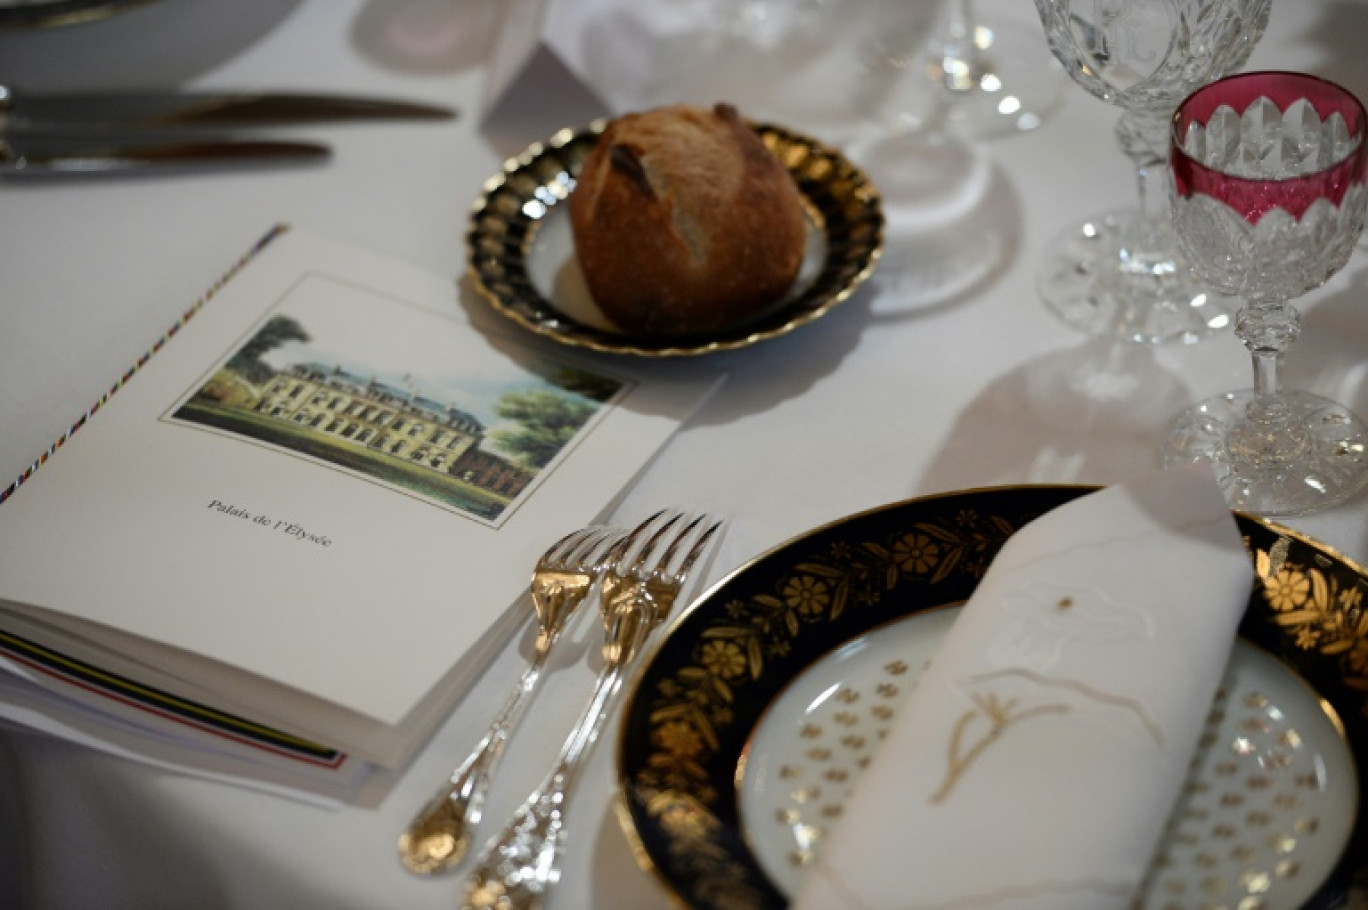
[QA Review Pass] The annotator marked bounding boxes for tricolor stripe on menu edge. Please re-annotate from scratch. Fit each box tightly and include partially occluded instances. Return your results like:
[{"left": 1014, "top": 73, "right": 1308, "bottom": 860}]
[{"left": 0, "top": 223, "right": 291, "bottom": 505}]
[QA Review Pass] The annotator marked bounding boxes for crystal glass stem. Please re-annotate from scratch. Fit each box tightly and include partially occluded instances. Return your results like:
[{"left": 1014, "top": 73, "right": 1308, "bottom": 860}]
[
  {"left": 1036, "top": 101, "right": 1235, "bottom": 344},
  {"left": 1115, "top": 110, "right": 1176, "bottom": 277},
  {"left": 1225, "top": 299, "right": 1312, "bottom": 472},
  {"left": 937, "top": 0, "right": 981, "bottom": 93}
]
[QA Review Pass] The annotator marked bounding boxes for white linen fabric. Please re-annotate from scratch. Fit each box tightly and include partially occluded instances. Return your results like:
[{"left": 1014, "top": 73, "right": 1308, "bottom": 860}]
[
  {"left": 792, "top": 463, "right": 1253, "bottom": 910},
  {"left": 3, "top": 4, "right": 1359, "bottom": 908}
]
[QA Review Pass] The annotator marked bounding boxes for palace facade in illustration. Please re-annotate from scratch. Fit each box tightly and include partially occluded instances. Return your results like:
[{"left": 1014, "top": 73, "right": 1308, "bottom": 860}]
[{"left": 243, "top": 363, "right": 533, "bottom": 497}]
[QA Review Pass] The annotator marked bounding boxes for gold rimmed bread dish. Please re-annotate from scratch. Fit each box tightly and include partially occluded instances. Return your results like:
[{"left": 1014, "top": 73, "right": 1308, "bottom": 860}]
[
  {"left": 465, "top": 119, "right": 883, "bottom": 357},
  {"left": 615, "top": 485, "right": 1368, "bottom": 909}
]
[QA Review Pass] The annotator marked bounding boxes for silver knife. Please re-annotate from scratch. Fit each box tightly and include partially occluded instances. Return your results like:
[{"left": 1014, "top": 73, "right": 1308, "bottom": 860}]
[
  {"left": 0, "top": 135, "right": 330, "bottom": 176},
  {"left": 0, "top": 85, "right": 456, "bottom": 134}
]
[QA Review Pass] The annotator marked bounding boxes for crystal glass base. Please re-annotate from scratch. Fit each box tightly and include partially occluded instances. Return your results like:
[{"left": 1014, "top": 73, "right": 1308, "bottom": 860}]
[
  {"left": 854, "top": 19, "right": 1066, "bottom": 143},
  {"left": 1037, "top": 210, "right": 1238, "bottom": 345},
  {"left": 1163, "top": 390, "right": 1368, "bottom": 516}
]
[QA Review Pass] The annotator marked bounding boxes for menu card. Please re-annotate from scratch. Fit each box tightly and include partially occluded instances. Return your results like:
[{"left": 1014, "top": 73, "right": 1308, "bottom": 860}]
[{"left": 0, "top": 226, "right": 722, "bottom": 800}]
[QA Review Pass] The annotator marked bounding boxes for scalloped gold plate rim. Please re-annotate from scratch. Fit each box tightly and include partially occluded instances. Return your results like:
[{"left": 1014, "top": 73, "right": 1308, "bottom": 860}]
[{"left": 465, "top": 119, "right": 884, "bottom": 358}]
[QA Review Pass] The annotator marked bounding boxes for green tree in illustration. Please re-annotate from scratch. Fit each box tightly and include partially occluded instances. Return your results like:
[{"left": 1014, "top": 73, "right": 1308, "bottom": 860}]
[
  {"left": 541, "top": 366, "right": 621, "bottom": 403},
  {"left": 226, "top": 315, "right": 310, "bottom": 384},
  {"left": 490, "top": 389, "right": 597, "bottom": 468}
]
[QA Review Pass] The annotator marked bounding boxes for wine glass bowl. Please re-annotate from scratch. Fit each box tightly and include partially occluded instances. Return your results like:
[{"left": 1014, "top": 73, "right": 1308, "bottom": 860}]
[
  {"left": 1033, "top": 0, "right": 1271, "bottom": 344},
  {"left": 1163, "top": 71, "right": 1368, "bottom": 515},
  {"left": 852, "top": 0, "right": 1067, "bottom": 143}
]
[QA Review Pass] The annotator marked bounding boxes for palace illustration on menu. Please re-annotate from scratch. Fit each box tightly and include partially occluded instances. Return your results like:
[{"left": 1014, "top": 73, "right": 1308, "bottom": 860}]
[{"left": 172, "top": 311, "right": 624, "bottom": 523}]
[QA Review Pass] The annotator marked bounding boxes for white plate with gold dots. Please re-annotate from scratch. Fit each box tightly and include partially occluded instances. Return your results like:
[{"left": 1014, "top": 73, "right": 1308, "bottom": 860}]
[{"left": 739, "top": 608, "right": 1357, "bottom": 910}]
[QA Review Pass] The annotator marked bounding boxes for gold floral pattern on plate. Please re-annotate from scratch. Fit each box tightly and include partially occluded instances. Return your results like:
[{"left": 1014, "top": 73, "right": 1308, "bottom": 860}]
[
  {"left": 465, "top": 120, "right": 883, "bottom": 357},
  {"left": 614, "top": 486, "right": 1368, "bottom": 910}
]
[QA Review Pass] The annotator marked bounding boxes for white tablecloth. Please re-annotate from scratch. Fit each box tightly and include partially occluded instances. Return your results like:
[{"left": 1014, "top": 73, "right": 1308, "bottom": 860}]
[{"left": 1, "top": 1, "right": 1365, "bottom": 907}]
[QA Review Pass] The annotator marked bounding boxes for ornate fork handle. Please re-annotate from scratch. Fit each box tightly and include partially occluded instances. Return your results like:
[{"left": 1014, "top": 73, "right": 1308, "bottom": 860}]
[
  {"left": 400, "top": 630, "right": 558, "bottom": 874},
  {"left": 400, "top": 527, "right": 624, "bottom": 875},
  {"left": 461, "top": 590, "right": 656, "bottom": 910}
]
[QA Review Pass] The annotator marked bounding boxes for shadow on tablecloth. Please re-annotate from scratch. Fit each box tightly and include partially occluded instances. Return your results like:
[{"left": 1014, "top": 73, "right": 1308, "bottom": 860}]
[{"left": 916, "top": 336, "right": 1193, "bottom": 493}]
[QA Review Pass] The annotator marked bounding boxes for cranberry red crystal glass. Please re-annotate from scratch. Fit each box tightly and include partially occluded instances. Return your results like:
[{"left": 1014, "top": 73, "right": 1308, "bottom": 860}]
[{"left": 1163, "top": 71, "right": 1368, "bottom": 515}]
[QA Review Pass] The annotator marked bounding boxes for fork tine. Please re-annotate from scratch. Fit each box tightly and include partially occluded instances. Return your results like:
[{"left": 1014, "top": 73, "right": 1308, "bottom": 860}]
[
  {"left": 554, "top": 525, "right": 619, "bottom": 570},
  {"left": 569, "top": 522, "right": 626, "bottom": 572},
  {"left": 604, "top": 508, "right": 671, "bottom": 567},
  {"left": 669, "top": 518, "right": 723, "bottom": 585},
  {"left": 630, "top": 510, "right": 687, "bottom": 575},
  {"left": 650, "top": 513, "right": 706, "bottom": 577},
  {"left": 540, "top": 526, "right": 598, "bottom": 568}
]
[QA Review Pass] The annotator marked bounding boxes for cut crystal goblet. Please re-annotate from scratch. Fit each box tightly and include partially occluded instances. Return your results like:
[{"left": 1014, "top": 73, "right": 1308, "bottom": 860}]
[
  {"left": 1163, "top": 71, "right": 1368, "bottom": 515},
  {"left": 1033, "top": 0, "right": 1270, "bottom": 344}
]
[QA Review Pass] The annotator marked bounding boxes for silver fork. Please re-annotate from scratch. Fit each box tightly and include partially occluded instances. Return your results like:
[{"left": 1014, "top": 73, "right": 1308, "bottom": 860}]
[
  {"left": 460, "top": 509, "right": 723, "bottom": 910},
  {"left": 398, "top": 525, "right": 626, "bottom": 875}
]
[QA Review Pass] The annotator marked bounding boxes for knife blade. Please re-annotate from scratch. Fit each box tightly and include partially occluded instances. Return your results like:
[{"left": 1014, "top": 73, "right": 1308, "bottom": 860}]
[
  {"left": 0, "top": 86, "right": 456, "bottom": 134},
  {"left": 0, "top": 136, "right": 331, "bottom": 176}
]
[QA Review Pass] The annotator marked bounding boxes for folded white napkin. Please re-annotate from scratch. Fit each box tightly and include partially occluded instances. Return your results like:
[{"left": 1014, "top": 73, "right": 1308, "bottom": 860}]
[{"left": 792, "top": 464, "right": 1252, "bottom": 910}]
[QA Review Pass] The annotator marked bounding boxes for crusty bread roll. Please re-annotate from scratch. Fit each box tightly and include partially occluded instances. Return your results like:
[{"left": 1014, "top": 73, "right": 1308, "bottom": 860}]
[{"left": 569, "top": 103, "right": 807, "bottom": 337}]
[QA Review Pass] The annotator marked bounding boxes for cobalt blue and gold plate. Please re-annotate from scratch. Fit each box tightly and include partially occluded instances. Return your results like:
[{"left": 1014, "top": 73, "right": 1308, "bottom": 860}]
[{"left": 616, "top": 485, "right": 1368, "bottom": 910}]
